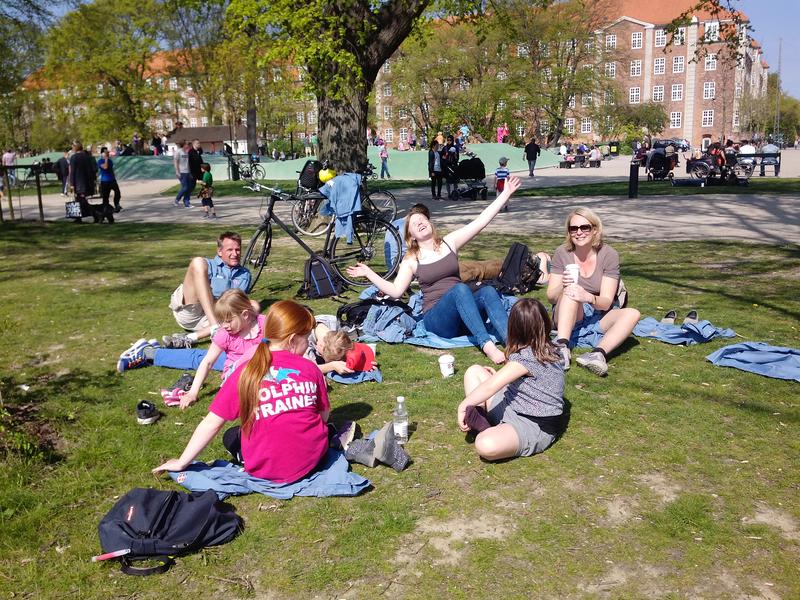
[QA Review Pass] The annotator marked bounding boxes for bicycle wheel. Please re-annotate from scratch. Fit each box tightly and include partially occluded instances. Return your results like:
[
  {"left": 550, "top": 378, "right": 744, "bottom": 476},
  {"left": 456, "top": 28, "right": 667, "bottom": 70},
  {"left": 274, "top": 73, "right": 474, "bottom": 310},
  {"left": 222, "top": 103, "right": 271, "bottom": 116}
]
[
  {"left": 242, "top": 223, "right": 272, "bottom": 292},
  {"left": 689, "top": 162, "right": 710, "bottom": 180},
  {"left": 364, "top": 190, "right": 397, "bottom": 222},
  {"left": 251, "top": 164, "right": 266, "bottom": 180},
  {"left": 291, "top": 195, "right": 332, "bottom": 237},
  {"left": 328, "top": 213, "right": 402, "bottom": 286}
]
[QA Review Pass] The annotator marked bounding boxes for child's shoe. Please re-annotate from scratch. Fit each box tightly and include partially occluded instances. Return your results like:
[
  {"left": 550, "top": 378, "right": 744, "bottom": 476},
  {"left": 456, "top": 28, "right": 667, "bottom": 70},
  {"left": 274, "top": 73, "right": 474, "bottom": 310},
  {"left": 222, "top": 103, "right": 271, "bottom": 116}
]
[{"left": 136, "top": 400, "right": 160, "bottom": 425}]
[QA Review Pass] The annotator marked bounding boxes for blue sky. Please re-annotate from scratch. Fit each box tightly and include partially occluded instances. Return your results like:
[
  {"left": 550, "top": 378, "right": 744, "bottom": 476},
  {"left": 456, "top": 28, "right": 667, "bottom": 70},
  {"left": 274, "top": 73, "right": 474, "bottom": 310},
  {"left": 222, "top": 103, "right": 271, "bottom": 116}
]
[{"left": 738, "top": 0, "right": 799, "bottom": 97}]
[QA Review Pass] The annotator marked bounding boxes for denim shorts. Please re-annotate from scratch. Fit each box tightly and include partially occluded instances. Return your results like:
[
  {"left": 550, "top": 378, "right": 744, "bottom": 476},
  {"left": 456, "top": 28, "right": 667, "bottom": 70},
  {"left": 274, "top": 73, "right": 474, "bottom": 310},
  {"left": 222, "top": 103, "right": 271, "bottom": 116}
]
[{"left": 487, "top": 390, "right": 558, "bottom": 457}]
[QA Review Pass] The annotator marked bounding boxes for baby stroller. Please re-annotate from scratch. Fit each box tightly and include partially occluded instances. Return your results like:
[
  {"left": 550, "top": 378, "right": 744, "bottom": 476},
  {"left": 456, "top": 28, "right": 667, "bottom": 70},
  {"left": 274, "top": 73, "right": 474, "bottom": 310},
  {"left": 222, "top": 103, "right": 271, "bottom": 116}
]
[
  {"left": 645, "top": 149, "right": 678, "bottom": 181},
  {"left": 446, "top": 151, "right": 488, "bottom": 200}
]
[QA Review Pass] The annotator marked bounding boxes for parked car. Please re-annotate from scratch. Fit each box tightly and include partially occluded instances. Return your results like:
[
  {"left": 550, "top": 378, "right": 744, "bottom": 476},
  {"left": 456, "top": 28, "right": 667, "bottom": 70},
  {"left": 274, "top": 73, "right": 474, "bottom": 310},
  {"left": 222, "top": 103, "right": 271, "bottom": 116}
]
[{"left": 652, "top": 138, "right": 690, "bottom": 151}]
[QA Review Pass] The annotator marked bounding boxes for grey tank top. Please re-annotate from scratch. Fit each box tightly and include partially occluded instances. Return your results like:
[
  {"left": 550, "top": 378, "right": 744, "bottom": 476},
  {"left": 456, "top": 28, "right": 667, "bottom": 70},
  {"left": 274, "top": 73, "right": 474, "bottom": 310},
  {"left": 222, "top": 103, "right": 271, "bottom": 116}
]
[{"left": 416, "top": 241, "right": 460, "bottom": 313}]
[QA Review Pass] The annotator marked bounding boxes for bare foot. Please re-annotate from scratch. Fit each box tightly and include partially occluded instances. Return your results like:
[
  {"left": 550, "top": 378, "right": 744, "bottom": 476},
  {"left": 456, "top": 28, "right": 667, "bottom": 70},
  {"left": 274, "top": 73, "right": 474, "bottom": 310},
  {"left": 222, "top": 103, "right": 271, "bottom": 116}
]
[{"left": 482, "top": 341, "right": 506, "bottom": 365}]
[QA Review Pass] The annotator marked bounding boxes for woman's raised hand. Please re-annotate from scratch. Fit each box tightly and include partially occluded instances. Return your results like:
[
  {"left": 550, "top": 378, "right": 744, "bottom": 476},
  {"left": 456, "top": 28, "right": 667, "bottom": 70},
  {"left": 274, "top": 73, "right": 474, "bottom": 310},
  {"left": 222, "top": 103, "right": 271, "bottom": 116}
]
[
  {"left": 504, "top": 175, "right": 521, "bottom": 195},
  {"left": 346, "top": 262, "right": 373, "bottom": 278}
]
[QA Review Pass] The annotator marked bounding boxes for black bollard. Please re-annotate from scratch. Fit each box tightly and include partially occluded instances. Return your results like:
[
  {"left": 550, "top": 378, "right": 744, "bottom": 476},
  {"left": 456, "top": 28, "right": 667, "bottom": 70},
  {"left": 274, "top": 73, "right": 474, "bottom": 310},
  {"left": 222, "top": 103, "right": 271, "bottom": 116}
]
[{"left": 628, "top": 159, "right": 640, "bottom": 198}]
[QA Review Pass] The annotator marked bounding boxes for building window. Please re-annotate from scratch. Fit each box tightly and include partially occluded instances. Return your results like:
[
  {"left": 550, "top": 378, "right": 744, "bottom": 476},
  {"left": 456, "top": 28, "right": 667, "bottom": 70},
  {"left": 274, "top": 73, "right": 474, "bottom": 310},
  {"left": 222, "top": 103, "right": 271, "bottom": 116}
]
[
  {"left": 459, "top": 77, "right": 469, "bottom": 91},
  {"left": 156, "top": 119, "right": 163, "bottom": 129},
  {"left": 670, "top": 112, "right": 682, "bottom": 128},
  {"left": 498, "top": 99, "right": 507, "bottom": 110},
  {"left": 297, "top": 112, "right": 305, "bottom": 124},
  {"left": 383, "top": 83, "right": 392, "bottom": 97},
  {"left": 565, "top": 118, "right": 575, "bottom": 134},
  {"left": 702, "top": 109, "right": 714, "bottom": 127},
  {"left": 201, "top": 117, "right": 208, "bottom": 127},
  {"left": 735, "top": 84, "right": 743, "bottom": 99},
  {"left": 605, "top": 34, "right": 616, "bottom": 49},
  {"left": 165, "top": 100, "right": 172, "bottom": 110},
  {"left": 580, "top": 117, "right": 592, "bottom": 133},
  {"left": 604, "top": 90, "right": 615, "bottom": 105},
  {"left": 169, "top": 78, "right": 177, "bottom": 91},
  {"left": 630, "top": 60, "right": 642, "bottom": 76},
  {"left": 272, "top": 68, "right": 282, "bottom": 82},
  {"left": 581, "top": 92, "right": 592, "bottom": 106},
  {"left": 540, "top": 119, "right": 550, "bottom": 133},
  {"left": 703, "top": 81, "right": 716, "bottom": 100},
  {"left": 631, "top": 32, "right": 643, "bottom": 49},
  {"left": 629, "top": 87, "right": 641, "bottom": 104},
  {"left": 516, "top": 124, "right": 525, "bottom": 137},
  {"left": 705, "top": 21, "right": 720, "bottom": 42},
  {"left": 384, "top": 128, "right": 394, "bottom": 142},
  {"left": 188, "top": 97, "right": 196, "bottom": 109},
  {"left": 543, "top": 67, "right": 552, "bottom": 80},
  {"left": 652, "top": 85, "right": 664, "bottom": 102},
  {"left": 398, "top": 107, "right": 408, "bottom": 119},
  {"left": 517, "top": 43, "right": 529, "bottom": 57},
  {"left": 567, "top": 95, "right": 575, "bottom": 109},
  {"left": 705, "top": 54, "right": 717, "bottom": 71},
  {"left": 308, "top": 111, "right": 317, "bottom": 124},
  {"left": 605, "top": 62, "right": 616, "bottom": 78},
  {"left": 671, "top": 84, "right": 683, "bottom": 101},
  {"left": 383, "top": 106, "right": 392, "bottom": 119},
  {"left": 166, "top": 118, "right": 173, "bottom": 130},
  {"left": 298, "top": 67, "right": 306, "bottom": 82},
  {"left": 654, "top": 58, "right": 665, "bottom": 75},
  {"left": 497, "top": 71, "right": 507, "bottom": 81},
  {"left": 673, "top": 56, "right": 685, "bottom": 73},
  {"left": 655, "top": 29, "right": 666, "bottom": 47},
  {"left": 399, "top": 127, "right": 408, "bottom": 141},
  {"left": 733, "top": 111, "right": 740, "bottom": 127},
  {"left": 189, "top": 118, "right": 197, "bottom": 127},
  {"left": 383, "top": 60, "right": 390, "bottom": 73},
  {"left": 674, "top": 27, "right": 686, "bottom": 46}
]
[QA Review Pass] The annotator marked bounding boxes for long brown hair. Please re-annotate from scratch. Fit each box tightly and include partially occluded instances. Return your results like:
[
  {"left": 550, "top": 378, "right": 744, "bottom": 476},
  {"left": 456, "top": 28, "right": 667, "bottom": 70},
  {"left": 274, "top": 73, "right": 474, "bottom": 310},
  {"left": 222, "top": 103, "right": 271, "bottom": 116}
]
[
  {"left": 404, "top": 203, "right": 442, "bottom": 259},
  {"left": 505, "top": 298, "right": 560, "bottom": 364},
  {"left": 237, "top": 300, "right": 315, "bottom": 435}
]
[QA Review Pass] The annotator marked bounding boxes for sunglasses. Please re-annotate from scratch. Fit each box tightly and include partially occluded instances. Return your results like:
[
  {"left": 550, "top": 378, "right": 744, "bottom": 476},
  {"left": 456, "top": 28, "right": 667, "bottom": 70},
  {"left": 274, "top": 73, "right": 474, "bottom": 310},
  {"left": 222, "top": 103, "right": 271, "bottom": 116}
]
[{"left": 568, "top": 224, "right": 593, "bottom": 234}]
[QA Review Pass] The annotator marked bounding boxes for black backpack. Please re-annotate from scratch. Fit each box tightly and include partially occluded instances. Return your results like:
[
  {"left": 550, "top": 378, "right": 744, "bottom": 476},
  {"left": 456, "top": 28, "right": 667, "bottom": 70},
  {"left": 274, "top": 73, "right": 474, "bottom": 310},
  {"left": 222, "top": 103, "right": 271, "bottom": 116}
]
[
  {"left": 336, "top": 297, "right": 413, "bottom": 331},
  {"left": 300, "top": 255, "right": 344, "bottom": 299},
  {"left": 491, "top": 242, "right": 542, "bottom": 295},
  {"left": 98, "top": 488, "right": 241, "bottom": 576}
]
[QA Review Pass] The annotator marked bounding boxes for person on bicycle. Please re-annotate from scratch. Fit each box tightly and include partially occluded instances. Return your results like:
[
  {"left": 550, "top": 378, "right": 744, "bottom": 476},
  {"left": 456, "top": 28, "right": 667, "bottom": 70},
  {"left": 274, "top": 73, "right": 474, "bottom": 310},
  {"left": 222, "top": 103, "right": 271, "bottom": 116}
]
[{"left": 347, "top": 176, "right": 522, "bottom": 364}]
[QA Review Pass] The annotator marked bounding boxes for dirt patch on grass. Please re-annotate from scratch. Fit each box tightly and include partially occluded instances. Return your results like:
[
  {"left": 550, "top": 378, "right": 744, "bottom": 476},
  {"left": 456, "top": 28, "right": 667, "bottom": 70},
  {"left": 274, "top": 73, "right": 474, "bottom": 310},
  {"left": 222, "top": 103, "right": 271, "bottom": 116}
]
[
  {"left": 0, "top": 402, "right": 63, "bottom": 461},
  {"left": 743, "top": 503, "right": 800, "bottom": 542},
  {"left": 637, "top": 472, "right": 681, "bottom": 503},
  {"left": 602, "top": 495, "right": 639, "bottom": 526},
  {"left": 579, "top": 563, "right": 666, "bottom": 597}
]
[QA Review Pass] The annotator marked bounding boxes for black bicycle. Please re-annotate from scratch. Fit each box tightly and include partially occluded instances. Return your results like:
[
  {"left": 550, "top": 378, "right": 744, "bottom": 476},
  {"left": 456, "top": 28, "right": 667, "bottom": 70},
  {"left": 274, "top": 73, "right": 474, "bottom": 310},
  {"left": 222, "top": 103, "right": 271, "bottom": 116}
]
[
  {"left": 290, "top": 163, "right": 398, "bottom": 237},
  {"left": 241, "top": 180, "right": 402, "bottom": 291}
]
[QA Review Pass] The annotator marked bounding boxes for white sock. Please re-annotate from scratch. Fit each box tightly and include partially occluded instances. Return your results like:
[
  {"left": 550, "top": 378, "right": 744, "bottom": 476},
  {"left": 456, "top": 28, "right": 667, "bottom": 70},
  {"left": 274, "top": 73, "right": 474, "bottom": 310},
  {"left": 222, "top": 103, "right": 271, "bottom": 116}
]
[{"left": 187, "top": 332, "right": 199, "bottom": 342}]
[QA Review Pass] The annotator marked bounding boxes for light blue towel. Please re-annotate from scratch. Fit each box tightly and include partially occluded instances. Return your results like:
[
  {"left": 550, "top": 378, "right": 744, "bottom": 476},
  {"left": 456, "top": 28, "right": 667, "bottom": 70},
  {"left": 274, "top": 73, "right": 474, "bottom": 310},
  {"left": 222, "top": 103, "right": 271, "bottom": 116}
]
[
  {"left": 169, "top": 449, "right": 371, "bottom": 500},
  {"left": 633, "top": 318, "right": 736, "bottom": 345},
  {"left": 706, "top": 342, "right": 800, "bottom": 382},
  {"left": 319, "top": 173, "right": 362, "bottom": 243}
]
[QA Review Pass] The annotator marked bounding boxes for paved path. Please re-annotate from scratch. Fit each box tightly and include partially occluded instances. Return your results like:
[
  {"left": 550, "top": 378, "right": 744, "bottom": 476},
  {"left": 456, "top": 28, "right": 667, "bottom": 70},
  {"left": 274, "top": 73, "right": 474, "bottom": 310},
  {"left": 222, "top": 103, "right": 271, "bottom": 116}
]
[{"left": 6, "top": 151, "right": 800, "bottom": 244}]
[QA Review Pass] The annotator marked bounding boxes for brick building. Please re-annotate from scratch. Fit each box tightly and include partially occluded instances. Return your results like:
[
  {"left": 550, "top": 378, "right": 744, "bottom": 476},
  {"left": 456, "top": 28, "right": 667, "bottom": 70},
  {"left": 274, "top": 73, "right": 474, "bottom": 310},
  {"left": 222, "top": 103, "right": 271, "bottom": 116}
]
[{"left": 372, "top": 0, "right": 769, "bottom": 149}]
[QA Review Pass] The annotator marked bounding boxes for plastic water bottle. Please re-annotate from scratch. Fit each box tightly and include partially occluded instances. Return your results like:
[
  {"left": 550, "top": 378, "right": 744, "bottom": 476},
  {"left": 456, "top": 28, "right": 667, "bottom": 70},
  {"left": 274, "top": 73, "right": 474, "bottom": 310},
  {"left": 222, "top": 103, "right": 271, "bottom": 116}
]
[{"left": 393, "top": 396, "right": 409, "bottom": 444}]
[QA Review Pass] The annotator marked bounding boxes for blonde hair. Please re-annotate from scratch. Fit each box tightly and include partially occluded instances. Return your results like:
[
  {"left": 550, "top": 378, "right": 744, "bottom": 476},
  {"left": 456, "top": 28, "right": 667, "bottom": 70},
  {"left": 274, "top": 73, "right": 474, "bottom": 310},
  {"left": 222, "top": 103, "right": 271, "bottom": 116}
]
[
  {"left": 319, "top": 330, "right": 353, "bottom": 362},
  {"left": 213, "top": 289, "right": 253, "bottom": 323},
  {"left": 404, "top": 204, "right": 442, "bottom": 259},
  {"left": 237, "top": 301, "right": 315, "bottom": 435},
  {"left": 564, "top": 207, "right": 604, "bottom": 251}
]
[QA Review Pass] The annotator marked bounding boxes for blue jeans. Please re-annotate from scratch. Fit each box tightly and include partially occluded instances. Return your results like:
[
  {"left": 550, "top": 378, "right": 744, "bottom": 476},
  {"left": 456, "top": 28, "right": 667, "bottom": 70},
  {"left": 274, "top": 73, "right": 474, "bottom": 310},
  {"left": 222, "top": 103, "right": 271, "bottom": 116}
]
[
  {"left": 175, "top": 173, "right": 193, "bottom": 206},
  {"left": 154, "top": 348, "right": 226, "bottom": 372},
  {"left": 422, "top": 283, "right": 508, "bottom": 348},
  {"left": 380, "top": 159, "right": 390, "bottom": 178}
]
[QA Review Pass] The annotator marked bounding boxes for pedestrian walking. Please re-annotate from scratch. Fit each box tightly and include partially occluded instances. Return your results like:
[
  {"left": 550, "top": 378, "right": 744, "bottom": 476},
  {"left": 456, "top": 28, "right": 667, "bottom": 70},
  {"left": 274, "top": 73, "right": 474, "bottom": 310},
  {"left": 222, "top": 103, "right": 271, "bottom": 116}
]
[
  {"left": 523, "top": 138, "right": 541, "bottom": 177},
  {"left": 379, "top": 145, "right": 391, "bottom": 179}
]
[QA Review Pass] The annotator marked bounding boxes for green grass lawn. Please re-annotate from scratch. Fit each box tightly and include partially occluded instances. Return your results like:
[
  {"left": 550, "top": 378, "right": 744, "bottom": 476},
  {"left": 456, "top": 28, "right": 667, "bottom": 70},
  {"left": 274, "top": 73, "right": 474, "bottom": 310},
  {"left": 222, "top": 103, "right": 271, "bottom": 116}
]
[
  {"left": 0, "top": 223, "right": 798, "bottom": 599},
  {"left": 517, "top": 177, "right": 800, "bottom": 198}
]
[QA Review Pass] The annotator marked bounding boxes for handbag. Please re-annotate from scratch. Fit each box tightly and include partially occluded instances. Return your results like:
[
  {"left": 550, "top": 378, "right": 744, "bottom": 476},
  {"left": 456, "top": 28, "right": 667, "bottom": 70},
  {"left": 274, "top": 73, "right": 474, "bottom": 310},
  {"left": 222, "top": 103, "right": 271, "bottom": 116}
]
[{"left": 65, "top": 199, "right": 83, "bottom": 218}]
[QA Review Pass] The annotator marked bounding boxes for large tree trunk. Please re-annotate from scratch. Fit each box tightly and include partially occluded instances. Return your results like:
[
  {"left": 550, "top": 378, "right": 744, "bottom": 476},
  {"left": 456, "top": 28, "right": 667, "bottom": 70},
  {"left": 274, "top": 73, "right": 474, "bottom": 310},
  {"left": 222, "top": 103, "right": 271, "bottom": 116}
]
[{"left": 317, "top": 87, "right": 369, "bottom": 171}]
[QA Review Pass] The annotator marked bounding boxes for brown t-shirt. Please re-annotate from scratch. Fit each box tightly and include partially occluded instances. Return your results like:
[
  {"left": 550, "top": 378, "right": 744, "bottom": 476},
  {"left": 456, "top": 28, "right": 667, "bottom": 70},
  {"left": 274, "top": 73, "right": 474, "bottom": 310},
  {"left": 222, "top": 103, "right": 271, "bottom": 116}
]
[
  {"left": 551, "top": 243, "right": 620, "bottom": 296},
  {"left": 416, "top": 241, "right": 460, "bottom": 313}
]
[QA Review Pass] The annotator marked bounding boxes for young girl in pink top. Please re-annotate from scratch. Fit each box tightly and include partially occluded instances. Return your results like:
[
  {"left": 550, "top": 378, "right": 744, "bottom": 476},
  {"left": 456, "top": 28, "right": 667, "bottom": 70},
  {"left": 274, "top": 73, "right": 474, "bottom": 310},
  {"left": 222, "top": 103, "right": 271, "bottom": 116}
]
[
  {"left": 153, "top": 300, "right": 330, "bottom": 484},
  {"left": 178, "top": 289, "right": 266, "bottom": 409}
]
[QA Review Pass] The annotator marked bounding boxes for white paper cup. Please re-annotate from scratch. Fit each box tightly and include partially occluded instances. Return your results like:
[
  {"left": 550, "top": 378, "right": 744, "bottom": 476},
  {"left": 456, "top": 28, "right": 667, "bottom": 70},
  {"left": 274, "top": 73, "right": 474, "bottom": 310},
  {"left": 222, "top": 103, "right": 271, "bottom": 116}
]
[
  {"left": 564, "top": 263, "right": 580, "bottom": 284},
  {"left": 438, "top": 354, "right": 455, "bottom": 378}
]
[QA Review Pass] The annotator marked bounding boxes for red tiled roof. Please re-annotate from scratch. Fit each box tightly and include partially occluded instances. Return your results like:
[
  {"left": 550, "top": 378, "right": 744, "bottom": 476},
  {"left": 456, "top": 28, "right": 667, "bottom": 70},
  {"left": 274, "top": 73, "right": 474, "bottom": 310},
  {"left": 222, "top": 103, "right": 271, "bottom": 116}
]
[{"left": 602, "top": 0, "right": 745, "bottom": 26}]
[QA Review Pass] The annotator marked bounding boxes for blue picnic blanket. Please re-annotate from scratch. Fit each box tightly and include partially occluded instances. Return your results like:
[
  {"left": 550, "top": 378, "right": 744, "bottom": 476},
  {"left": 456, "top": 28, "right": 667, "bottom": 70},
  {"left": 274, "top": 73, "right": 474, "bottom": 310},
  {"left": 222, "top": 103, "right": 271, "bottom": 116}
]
[
  {"left": 168, "top": 448, "right": 371, "bottom": 500},
  {"left": 706, "top": 342, "right": 800, "bottom": 382},
  {"left": 633, "top": 318, "right": 736, "bottom": 345},
  {"left": 327, "top": 368, "right": 383, "bottom": 384}
]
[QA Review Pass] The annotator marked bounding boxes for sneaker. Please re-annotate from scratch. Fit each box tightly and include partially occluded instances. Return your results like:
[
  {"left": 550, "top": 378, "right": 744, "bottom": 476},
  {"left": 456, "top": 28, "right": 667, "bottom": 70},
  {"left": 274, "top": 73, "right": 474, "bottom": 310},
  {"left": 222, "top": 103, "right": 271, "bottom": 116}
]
[
  {"left": 117, "top": 342, "right": 154, "bottom": 373},
  {"left": 119, "top": 338, "right": 148, "bottom": 359},
  {"left": 210, "top": 214, "right": 218, "bottom": 219},
  {"left": 185, "top": 204, "right": 195, "bottom": 208},
  {"left": 329, "top": 421, "right": 357, "bottom": 451},
  {"left": 161, "top": 333, "right": 194, "bottom": 349},
  {"left": 174, "top": 199, "right": 182, "bottom": 207},
  {"left": 558, "top": 345, "right": 571, "bottom": 371},
  {"left": 201, "top": 213, "right": 209, "bottom": 218},
  {"left": 136, "top": 400, "right": 160, "bottom": 425},
  {"left": 576, "top": 351, "right": 608, "bottom": 376},
  {"left": 170, "top": 372, "right": 194, "bottom": 392}
]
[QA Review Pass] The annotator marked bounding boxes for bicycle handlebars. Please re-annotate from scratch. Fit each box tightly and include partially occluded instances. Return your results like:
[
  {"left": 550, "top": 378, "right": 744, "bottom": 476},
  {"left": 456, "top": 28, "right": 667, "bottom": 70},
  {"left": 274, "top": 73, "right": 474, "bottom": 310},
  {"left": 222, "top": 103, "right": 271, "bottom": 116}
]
[{"left": 242, "top": 179, "right": 290, "bottom": 199}]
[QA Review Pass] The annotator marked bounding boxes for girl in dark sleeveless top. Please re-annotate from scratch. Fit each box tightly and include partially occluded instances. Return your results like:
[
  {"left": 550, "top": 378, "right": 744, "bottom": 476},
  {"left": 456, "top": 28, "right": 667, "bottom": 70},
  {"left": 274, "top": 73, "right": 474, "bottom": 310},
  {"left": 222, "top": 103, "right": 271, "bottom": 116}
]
[{"left": 347, "top": 176, "right": 522, "bottom": 364}]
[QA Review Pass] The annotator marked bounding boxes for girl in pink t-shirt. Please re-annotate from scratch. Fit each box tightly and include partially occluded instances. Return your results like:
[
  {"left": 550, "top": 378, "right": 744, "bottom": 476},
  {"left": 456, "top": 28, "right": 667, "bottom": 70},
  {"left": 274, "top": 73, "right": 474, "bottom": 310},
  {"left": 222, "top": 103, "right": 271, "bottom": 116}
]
[
  {"left": 178, "top": 289, "right": 265, "bottom": 409},
  {"left": 153, "top": 300, "right": 330, "bottom": 484}
]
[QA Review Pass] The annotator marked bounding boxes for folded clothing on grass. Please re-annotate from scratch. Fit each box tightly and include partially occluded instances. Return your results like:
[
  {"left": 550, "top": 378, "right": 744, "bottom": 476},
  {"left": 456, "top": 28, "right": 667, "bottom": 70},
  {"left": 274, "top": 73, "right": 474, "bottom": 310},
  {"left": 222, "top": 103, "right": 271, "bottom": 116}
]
[
  {"left": 706, "top": 342, "right": 800, "bottom": 382},
  {"left": 633, "top": 318, "right": 736, "bottom": 345}
]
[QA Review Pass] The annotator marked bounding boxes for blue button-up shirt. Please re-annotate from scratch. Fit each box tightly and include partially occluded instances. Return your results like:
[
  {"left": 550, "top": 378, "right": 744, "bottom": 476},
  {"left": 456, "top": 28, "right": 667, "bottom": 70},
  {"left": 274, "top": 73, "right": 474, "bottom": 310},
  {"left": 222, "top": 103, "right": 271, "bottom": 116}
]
[{"left": 206, "top": 255, "right": 251, "bottom": 298}]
